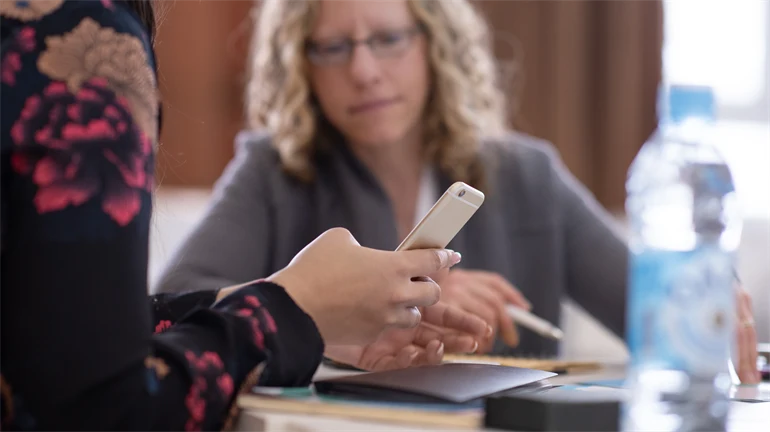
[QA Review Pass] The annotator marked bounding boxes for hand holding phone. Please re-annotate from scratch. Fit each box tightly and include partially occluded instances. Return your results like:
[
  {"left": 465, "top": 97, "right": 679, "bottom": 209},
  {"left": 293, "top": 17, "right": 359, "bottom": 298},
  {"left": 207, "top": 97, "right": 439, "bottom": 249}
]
[{"left": 398, "top": 182, "right": 557, "bottom": 345}]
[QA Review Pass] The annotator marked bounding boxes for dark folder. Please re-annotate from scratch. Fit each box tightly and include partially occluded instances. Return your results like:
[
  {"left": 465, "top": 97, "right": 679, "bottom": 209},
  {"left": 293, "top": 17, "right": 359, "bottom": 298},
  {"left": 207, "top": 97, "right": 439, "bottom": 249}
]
[{"left": 314, "top": 363, "right": 556, "bottom": 404}]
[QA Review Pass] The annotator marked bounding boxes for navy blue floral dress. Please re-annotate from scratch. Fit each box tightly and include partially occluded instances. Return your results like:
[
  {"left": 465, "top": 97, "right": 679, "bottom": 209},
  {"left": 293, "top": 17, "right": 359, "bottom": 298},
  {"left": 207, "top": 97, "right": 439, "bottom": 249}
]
[{"left": 0, "top": 1, "right": 324, "bottom": 430}]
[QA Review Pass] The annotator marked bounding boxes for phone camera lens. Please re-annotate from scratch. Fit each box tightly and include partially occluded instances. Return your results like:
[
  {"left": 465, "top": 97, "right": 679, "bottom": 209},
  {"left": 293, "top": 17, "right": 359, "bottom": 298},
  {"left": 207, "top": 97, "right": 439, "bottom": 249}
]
[{"left": 458, "top": 189, "right": 466, "bottom": 197}]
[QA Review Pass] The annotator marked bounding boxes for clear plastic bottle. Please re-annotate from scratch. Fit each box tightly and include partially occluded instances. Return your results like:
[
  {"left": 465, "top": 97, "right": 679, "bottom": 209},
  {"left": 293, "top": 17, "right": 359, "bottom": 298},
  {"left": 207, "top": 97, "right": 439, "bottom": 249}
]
[{"left": 622, "top": 85, "right": 742, "bottom": 432}]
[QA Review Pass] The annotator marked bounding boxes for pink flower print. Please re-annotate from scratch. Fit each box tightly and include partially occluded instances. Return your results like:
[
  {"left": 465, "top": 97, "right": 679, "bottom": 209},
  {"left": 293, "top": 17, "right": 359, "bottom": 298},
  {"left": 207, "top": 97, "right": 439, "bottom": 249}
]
[
  {"left": 244, "top": 295, "right": 261, "bottom": 308},
  {"left": 101, "top": 0, "right": 115, "bottom": 10},
  {"left": 1, "top": 52, "right": 22, "bottom": 86},
  {"left": 201, "top": 352, "right": 223, "bottom": 369},
  {"left": 10, "top": 78, "right": 153, "bottom": 226},
  {"left": 181, "top": 350, "right": 230, "bottom": 430},
  {"left": 154, "top": 320, "right": 172, "bottom": 334},
  {"left": 217, "top": 373, "right": 234, "bottom": 399},
  {"left": 185, "top": 351, "right": 224, "bottom": 372},
  {"left": 235, "top": 308, "right": 253, "bottom": 317},
  {"left": 0, "top": 27, "right": 36, "bottom": 86},
  {"left": 184, "top": 376, "right": 207, "bottom": 431},
  {"left": 261, "top": 309, "right": 278, "bottom": 333},
  {"left": 185, "top": 351, "right": 201, "bottom": 370},
  {"left": 247, "top": 317, "right": 265, "bottom": 350},
  {"left": 17, "top": 27, "right": 36, "bottom": 52}
]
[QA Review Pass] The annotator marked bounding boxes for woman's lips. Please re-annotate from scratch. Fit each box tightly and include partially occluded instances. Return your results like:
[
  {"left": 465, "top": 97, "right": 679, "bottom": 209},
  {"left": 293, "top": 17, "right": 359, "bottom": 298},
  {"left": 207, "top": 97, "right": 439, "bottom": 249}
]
[{"left": 348, "top": 97, "right": 400, "bottom": 115}]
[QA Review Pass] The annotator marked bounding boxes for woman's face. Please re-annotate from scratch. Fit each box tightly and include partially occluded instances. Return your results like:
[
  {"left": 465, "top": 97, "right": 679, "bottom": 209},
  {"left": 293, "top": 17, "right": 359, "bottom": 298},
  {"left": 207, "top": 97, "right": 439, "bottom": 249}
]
[{"left": 306, "top": 0, "right": 430, "bottom": 150}]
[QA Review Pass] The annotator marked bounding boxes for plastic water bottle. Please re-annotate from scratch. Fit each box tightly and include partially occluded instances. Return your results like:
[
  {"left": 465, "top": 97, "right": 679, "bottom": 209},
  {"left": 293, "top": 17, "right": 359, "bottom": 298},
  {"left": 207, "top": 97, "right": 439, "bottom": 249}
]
[{"left": 622, "top": 85, "right": 742, "bottom": 432}]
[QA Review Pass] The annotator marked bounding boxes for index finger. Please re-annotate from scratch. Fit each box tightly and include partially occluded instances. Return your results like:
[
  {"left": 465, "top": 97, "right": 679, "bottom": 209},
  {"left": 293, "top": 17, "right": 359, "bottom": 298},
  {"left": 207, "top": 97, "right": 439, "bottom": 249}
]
[
  {"left": 401, "top": 249, "right": 462, "bottom": 276},
  {"left": 474, "top": 271, "right": 531, "bottom": 310},
  {"left": 421, "top": 301, "right": 489, "bottom": 338}
]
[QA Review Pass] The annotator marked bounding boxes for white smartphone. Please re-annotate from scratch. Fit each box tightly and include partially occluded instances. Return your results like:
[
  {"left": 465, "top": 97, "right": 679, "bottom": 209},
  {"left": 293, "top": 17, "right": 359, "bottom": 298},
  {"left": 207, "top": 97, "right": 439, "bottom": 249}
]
[{"left": 396, "top": 182, "right": 485, "bottom": 251}]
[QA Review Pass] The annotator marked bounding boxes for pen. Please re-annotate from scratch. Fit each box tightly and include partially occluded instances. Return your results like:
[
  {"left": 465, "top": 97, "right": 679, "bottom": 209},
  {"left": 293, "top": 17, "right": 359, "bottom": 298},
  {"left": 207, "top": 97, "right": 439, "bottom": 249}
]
[{"left": 506, "top": 305, "right": 564, "bottom": 340}]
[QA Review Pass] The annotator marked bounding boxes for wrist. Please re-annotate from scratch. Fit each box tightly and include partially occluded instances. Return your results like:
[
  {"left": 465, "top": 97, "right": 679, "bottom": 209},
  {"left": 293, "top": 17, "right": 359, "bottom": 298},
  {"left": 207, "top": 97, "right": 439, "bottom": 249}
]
[
  {"left": 267, "top": 269, "right": 319, "bottom": 328},
  {"left": 215, "top": 278, "right": 267, "bottom": 302}
]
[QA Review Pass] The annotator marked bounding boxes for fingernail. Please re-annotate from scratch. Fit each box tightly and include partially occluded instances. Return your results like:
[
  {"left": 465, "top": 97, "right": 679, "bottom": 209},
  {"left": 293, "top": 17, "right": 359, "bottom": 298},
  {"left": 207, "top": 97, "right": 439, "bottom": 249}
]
[
  {"left": 486, "top": 325, "right": 493, "bottom": 338},
  {"left": 409, "top": 350, "right": 419, "bottom": 362},
  {"left": 448, "top": 251, "right": 462, "bottom": 266},
  {"left": 437, "top": 343, "right": 445, "bottom": 356},
  {"left": 470, "top": 340, "right": 479, "bottom": 354}
]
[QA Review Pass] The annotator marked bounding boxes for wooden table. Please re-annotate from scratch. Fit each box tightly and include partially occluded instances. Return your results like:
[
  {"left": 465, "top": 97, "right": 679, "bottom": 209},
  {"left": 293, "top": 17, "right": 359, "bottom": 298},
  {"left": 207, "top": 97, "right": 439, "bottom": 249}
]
[{"left": 235, "top": 364, "right": 769, "bottom": 432}]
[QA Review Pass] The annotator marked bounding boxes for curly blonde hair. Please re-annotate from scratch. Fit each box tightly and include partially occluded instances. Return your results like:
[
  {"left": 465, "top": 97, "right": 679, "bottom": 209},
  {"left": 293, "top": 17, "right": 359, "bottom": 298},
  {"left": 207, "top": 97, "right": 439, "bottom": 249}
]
[{"left": 246, "top": 0, "right": 508, "bottom": 188}]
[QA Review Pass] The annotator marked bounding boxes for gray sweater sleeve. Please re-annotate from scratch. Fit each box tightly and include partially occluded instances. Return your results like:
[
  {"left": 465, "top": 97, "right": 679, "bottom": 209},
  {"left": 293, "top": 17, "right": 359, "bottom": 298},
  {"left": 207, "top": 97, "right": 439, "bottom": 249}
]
[
  {"left": 547, "top": 147, "right": 630, "bottom": 338},
  {"left": 154, "top": 134, "right": 275, "bottom": 294}
]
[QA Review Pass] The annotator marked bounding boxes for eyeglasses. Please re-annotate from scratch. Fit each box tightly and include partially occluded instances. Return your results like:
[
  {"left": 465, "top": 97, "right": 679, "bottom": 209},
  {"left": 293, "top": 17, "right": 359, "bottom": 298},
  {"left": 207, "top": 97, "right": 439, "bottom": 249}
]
[{"left": 306, "top": 26, "right": 422, "bottom": 67}]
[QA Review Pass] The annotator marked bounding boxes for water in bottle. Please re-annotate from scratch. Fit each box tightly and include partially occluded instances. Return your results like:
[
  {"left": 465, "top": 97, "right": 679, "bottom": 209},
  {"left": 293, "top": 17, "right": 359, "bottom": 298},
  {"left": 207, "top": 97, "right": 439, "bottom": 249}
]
[{"left": 622, "top": 85, "right": 742, "bottom": 432}]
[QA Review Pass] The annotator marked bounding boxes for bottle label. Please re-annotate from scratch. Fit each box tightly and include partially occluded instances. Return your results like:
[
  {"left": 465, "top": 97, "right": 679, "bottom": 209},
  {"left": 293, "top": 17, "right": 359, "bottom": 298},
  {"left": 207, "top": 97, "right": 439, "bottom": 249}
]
[{"left": 627, "top": 247, "right": 735, "bottom": 375}]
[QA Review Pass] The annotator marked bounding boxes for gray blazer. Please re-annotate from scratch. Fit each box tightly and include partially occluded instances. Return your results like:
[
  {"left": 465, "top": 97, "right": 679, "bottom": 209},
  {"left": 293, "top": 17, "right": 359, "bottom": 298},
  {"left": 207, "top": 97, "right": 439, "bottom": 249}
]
[{"left": 156, "top": 131, "right": 629, "bottom": 356}]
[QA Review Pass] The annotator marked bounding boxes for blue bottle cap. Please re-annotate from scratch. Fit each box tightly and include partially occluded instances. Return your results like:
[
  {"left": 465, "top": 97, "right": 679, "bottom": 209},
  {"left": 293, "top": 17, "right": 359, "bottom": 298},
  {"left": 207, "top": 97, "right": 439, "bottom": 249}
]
[{"left": 661, "top": 84, "right": 716, "bottom": 124}]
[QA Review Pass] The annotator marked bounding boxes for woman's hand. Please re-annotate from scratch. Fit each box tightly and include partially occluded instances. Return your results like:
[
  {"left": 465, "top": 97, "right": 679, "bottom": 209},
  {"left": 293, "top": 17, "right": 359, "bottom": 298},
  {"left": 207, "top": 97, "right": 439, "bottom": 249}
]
[
  {"left": 435, "top": 269, "right": 531, "bottom": 353},
  {"left": 267, "top": 228, "right": 462, "bottom": 345},
  {"left": 325, "top": 301, "right": 491, "bottom": 371},
  {"left": 734, "top": 286, "right": 760, "bottom": 384}
]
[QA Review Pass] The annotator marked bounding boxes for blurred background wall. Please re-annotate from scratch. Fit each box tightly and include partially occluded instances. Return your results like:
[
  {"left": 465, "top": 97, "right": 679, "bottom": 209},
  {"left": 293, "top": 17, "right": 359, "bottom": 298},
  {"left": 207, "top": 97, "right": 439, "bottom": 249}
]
[{"left": 148, "top": 0, "right": 769, "bottom": 358}]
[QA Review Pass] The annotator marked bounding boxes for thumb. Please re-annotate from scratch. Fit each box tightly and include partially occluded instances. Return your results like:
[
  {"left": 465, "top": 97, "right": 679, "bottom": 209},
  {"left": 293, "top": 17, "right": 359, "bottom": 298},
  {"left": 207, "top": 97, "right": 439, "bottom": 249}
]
[{"left": 402, "top": 249, "right": 462, "bottom": 276}]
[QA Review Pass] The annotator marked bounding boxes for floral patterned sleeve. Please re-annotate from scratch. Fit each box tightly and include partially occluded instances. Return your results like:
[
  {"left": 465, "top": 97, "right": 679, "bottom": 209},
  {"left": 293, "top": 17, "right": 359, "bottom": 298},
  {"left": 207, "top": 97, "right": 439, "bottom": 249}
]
[
  {"left": 150, "top": 290, "right": 220, "bottom": 334},
  {"left": 0, "top": 1, "right": 324, "bottom": 431}
]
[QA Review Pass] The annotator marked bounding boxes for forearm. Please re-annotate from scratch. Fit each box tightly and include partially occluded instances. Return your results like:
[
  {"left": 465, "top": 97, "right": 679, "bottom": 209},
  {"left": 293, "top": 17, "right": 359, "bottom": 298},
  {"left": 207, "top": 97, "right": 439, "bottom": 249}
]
[{"left": 40, "top": 282, "right": 323, "bottom": 430}]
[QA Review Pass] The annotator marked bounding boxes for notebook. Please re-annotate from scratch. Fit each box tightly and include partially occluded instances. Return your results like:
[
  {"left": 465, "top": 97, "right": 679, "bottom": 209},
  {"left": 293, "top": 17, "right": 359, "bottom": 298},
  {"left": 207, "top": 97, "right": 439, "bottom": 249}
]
[
  {"left": 443, "top": 354, "right": 602, "bottom": 373},
  {"left": 239, "top": 389, "right": 484, "bottom": 429}
]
